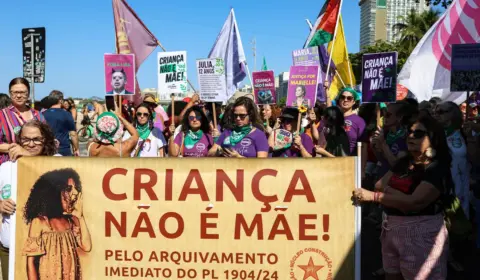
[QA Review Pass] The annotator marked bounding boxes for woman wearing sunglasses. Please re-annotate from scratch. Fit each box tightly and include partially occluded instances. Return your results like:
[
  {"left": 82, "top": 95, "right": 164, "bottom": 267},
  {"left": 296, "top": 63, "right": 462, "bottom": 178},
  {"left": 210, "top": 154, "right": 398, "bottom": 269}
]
[
  {"left": 169, "top": 106, "right": 213, "bottom": 158},
  {"left": 435, "top": 102, "right": 470, "bottom": 219},
  {"left": 269, "top": 107, "right": 314, "bottom": 158},
  {"left": 353, "top": 115, "right": 450, "bottom": 280},
  {"left": 210, "top": 97, "right": 268, "bottom": 158},
  {"left": 0, "top": 120, "right": 58, "bottom": 279},
  {"left": 335, "top": 88, "right": 365, "bottom": 155},
  {"left": 123, "top": 103, "right": 166, "bottom": 157}
]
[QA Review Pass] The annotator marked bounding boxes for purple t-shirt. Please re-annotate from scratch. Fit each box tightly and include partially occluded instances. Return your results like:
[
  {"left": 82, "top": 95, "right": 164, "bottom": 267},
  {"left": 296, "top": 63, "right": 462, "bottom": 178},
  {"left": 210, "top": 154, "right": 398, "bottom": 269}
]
[
  {"left": 344, "top": 114, "right": 366, "bottom": 155},
  {"left": 377, "top": 129, "right": 408, "bottom": 177},
  {"left": 272, "top": 133, "right": 314, "bottom": 158},
  {"left": 174, "top": 132, "right": 213, "bottom": 157},
  {"left": 216, "top": 128, "right": 269, "bottom": 158}
]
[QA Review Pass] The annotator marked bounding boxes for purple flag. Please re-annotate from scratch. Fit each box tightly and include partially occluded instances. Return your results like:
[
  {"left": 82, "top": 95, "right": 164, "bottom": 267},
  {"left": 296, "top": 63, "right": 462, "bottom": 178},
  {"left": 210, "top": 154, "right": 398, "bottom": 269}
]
[{"left": 112, "top": 0, "right": 158, "bottom": 104}]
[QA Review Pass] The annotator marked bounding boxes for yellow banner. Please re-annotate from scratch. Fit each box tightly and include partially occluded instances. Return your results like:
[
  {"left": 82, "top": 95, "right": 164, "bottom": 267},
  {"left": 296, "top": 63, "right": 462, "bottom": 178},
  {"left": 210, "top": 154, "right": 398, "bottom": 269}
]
[{"left": 13, "top": 157, "right": 357, "bottom": 280}]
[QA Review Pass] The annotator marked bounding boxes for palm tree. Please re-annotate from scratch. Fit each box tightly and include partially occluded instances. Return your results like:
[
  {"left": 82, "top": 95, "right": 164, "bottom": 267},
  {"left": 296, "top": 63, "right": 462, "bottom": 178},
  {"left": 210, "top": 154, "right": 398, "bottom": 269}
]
[{"left": 393, "top": 9, "right": 440, "bottom": 53}]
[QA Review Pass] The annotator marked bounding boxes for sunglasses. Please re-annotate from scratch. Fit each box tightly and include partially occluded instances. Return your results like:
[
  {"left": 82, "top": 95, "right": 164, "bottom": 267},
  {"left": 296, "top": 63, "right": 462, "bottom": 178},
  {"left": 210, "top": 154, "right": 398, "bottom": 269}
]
[
  {"left": 234, "top": 113, "right": 248, "bottom": 120},
  {"left": 136, "top": 112, "right": 150, "bottom": 118},
  {"left": 408, "top": 129, "right": 428, "bottom": 139},
  {"left": 339, "top": 95, "right": 354, "bottom": 102},
  {"left": 20, "top": 137, "right": 45, "bottom": 146},
  {"left": 188, "top": 115, "right": 202, "bottom": 121}
]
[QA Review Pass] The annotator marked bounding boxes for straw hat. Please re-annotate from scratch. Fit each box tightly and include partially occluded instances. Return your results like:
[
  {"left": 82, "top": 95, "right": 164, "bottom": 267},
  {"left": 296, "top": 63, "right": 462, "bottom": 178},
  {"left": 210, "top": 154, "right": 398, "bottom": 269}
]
[{"left": 94, "top": 112, "right": 124, "bottom": 144}]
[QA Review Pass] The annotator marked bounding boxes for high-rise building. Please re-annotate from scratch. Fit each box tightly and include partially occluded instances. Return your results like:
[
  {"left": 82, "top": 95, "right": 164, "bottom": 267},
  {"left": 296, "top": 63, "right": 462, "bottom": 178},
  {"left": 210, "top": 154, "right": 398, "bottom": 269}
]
[
  {"left": 386, "top": 0, "right": 429, "bottom": 42},
  {"left": 276, "top": 72, "right": 289, "bottom": 103},
  {"left": 359, "top": 0, "right": 387, "bottom": 49}
]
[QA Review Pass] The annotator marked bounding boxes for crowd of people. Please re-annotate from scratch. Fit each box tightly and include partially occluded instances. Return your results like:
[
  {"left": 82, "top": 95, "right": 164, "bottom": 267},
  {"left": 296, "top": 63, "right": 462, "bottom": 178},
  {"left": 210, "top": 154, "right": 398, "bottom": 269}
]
[{"left": 0, "top": 76, "right": 479, "bottom": 279}]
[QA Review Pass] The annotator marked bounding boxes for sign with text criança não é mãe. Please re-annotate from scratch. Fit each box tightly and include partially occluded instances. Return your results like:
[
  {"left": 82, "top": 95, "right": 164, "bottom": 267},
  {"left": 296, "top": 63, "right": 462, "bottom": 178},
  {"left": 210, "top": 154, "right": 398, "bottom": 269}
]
[{"left": 12, "top": 157, "right": 357, "bottom": 280}]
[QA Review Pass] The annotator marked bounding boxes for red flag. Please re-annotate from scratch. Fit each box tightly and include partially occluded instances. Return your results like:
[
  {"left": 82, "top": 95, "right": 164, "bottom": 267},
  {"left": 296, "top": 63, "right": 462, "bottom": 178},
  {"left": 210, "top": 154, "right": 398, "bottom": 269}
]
[{"left": 112, "top": 0, "right": 158, "bottom": 105}]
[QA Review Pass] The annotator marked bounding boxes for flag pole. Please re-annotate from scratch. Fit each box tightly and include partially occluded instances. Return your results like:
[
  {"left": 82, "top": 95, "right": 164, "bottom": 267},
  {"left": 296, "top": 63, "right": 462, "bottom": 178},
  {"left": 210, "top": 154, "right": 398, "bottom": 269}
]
[
  {"left": 156, "top": 40, "right": 197, "bottom": 93},
  {"left": 335, "top": 70, "right": 346, "bottom": 87},
  {"left": 326, "top": 0, "right": 344, "bottom": 79}
]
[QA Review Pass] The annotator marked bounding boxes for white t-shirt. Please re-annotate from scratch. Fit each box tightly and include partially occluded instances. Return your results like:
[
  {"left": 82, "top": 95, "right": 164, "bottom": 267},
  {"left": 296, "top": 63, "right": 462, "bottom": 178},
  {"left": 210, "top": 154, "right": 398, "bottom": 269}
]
[
  {"left": 0, "top": 161, "right": 16, "bottom": 248},
  {"left": 123, "top": 127, "right": 166, "bottom": 157}
]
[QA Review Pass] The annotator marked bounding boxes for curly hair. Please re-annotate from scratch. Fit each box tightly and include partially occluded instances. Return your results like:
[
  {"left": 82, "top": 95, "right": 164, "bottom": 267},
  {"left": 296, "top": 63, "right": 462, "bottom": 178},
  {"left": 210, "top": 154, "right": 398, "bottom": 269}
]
[
  {"left": 18, "top": 120, "right": 57, "bottom": 156},
  {"left": 224, "top": 97, "right": 264, "bottom": 131},
  {"left": 181, "top": 106, "right": 210, "bottom": 134},
  {"left": 260, "top": 104, "right": 281, "bottom": 127},
  {"left": 133, "top": 103, "right": 154, "bottom": 130},
  {"left": 23, "top": 168, "right": 82, "bottom": 223}
]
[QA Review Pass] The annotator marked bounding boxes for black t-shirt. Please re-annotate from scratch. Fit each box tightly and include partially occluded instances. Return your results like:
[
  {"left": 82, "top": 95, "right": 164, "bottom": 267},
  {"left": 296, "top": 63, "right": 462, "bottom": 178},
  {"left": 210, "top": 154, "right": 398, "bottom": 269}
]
[{"left": 384, "top": 159, "right": 450, "bottom": 216}]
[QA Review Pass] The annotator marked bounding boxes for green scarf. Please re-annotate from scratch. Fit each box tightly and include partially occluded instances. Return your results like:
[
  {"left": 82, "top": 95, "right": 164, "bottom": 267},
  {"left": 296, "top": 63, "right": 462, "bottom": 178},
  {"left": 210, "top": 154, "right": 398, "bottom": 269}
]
[
  {"left": 445, "top": 126, "right": 456, "bottom": 137},
  {"left": 225, "top": 125, "right": 252, "bottom": 146},
  {"left": 184, "top": 130, "right": 203, "bottom": 149},
  {"left": 137, "top": 123, "right": 151, "bottom": 140},
  {"left": 386, "top": 128, "right": 405, "bottom": 145}
]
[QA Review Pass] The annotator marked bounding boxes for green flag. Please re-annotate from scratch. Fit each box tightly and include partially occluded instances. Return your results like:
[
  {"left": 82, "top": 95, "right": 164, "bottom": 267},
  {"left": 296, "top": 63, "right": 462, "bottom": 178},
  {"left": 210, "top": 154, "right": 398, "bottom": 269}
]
[{"left": 261, "top": 56, "right": 268, "bottom": 71}]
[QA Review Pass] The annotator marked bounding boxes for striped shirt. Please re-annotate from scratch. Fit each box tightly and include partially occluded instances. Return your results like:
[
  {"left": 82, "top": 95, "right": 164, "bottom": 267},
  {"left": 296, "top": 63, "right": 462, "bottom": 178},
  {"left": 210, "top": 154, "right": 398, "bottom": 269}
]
[{"left": 0, "top": 105, "right": 45, "bottom": 164}]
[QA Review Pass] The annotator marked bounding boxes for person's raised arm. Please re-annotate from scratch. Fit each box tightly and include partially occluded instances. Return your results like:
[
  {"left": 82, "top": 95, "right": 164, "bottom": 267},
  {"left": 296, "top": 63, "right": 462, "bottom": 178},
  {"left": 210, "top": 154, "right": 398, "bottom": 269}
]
[
  {"left": 179, "top": 94, "right": 200, "bottom": 121},
  {"left": 116, "top": 113, "right": 138, "bottom": 156}
]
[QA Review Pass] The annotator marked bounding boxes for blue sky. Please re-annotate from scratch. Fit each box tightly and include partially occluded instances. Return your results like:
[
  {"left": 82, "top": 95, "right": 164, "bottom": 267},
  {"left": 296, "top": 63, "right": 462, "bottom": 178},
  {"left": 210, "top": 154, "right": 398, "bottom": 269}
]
[{"left": 0, "top": 0, "right": 360, "bottom": 99}]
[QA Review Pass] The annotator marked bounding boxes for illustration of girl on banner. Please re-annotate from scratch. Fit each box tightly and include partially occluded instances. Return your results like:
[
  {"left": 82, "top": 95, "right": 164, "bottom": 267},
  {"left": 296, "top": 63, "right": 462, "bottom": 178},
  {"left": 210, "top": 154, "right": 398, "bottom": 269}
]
[{"left": 22, "top": 168, "right": 92, "bottom": 280}]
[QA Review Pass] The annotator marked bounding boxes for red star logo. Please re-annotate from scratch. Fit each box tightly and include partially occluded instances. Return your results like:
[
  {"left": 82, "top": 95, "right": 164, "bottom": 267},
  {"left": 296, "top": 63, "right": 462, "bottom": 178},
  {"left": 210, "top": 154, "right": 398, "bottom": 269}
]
[{"left": 297, "top": 257, "right": 324, "bottom": 280}]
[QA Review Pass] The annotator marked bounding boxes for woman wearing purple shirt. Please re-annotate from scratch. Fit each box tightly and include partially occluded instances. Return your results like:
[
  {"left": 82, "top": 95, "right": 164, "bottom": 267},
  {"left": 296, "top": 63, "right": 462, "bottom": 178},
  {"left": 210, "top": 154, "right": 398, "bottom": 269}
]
[
  {"left": 335, "top": 87, "right": 366, "bottom": 155},
  {"left": 268, "top": 107, "right": 314, "bottom": 158},
  {"left": 209, "top": 97, "right": 268, "bottom": 158},
  {"left": 169, "top": 106, "right": 213, "bottom": 158}
]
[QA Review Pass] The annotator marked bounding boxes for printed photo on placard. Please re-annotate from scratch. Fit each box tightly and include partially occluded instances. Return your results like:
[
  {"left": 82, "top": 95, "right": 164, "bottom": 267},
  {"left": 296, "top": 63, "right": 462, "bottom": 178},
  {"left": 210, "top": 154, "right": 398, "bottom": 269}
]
[
  {"left": 287, "top": 66, "right": 319, "bottom": 108},
  {"left": 252, "top": 71, "right": 276, "bottom": 105},
  {"left": 104, "top": 54, "right": 136, "bottom": 95}
]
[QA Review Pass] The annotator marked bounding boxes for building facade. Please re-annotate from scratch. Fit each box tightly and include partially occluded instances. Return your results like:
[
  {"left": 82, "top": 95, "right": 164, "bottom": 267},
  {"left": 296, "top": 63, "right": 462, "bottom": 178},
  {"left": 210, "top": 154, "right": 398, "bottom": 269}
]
[
  {"left": 386, "top": 0, "right": 429, "bottom": 42},
  {"left": 359, "top": 0, "right": 387, "bottom": 49},
  {"left": 276, "top": 72, "right": 289, "bottom": 103}
]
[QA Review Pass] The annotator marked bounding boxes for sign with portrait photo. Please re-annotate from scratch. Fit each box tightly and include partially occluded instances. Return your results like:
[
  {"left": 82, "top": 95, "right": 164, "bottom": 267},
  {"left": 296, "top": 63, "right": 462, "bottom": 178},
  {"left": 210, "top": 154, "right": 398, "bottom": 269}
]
[
  {"left": 104, "top": 54, "right": 136, "bottom": 96},
  {"left": 252, "top": 71, "right": 276, "bottom": 105},
  {"left": 10, "top": 157, "right": 360, "bottom": 280},
  {"left": 287, "top": 66, "right": 319, "bottom": 108}
]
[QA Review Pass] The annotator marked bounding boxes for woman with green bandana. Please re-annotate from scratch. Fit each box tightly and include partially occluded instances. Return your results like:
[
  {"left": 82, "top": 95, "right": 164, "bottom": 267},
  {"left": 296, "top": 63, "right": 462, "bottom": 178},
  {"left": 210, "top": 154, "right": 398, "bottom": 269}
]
[
  {"left": 123, "top": 103, "right": 166, "bottom": 157},
  {"left": 209, "top": 97, "right": 269, "bottom": 158},
  {"left": 87, "top": 111, "right": 138, "bottom": 157},
  {"left": 169, "top": 106, "right": 213, "bottom": 157},
  {"left": 335, "top": 87, "right": 366, "bottom": 155}
]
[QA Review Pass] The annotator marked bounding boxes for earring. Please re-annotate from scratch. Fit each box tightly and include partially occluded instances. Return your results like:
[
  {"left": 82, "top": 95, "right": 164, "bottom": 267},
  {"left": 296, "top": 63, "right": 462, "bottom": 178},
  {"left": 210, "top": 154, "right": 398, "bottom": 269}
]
[{"left": 425, "top": 147, "right": 436, "bottom": 159}]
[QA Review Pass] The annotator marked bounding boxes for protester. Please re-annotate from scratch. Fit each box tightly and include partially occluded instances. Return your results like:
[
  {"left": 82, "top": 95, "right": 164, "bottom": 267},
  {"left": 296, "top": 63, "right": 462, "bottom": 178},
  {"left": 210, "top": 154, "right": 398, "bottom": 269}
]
[
  {"left": 315, "top": 106, "right": 349, "bottom": 157},
  {"left": 305, "top": 106, "right": 323, "bottom": 144},
  {"left": 0, "top": 120, "right": 58, "bottom": 279},
  {"left": 0, "top": 94, "right": 11, "bottom": 109},
  {"left": 436, "top": 101, "right": 470, "bottom": 218},
  {"left": 353, "top": 115, "right": 450, "bottom": 280},
  {"left": 169, "top": 106, "right": 213, "bottom": 157},
  {"left": 166, "top": 100, "right": 188, "bottom": 140},
  {"left": 0, "top": 78, "right": 45, "bottom": 164},
  {"left": 43, "top": 90, "right": 79, "bottom": 156},
  {"left": 63, "top": 97, "right": 77, "bottom": 122},
  {"left": 92, "top": 100, "right": 105, "bottom": 121},
  {"left": 123, "top": 103, "right": 166, "bottom": 157},
  {"left": 261, "top": 104, "right": 281, "bottom": 136},
  {"left": 429, "top": 97, "right": 443, "bottom": 116},
  {"left": 335, "top": 87, "right": 366, "bottom": 155},
  {"left": 269, "top": 107, "right": 314, "bottom": 158},
  {"left": 143, "top": 93, "right": 169, "bottom": 131},
  {"left": 210, "top": 97, "right": 268, "bottom": 158},
  {"left": 87, "top": 112, "right": 139, "bottom": 157},
  {"left": 23, "top": 168, "right": 91, "bottom": 279}
]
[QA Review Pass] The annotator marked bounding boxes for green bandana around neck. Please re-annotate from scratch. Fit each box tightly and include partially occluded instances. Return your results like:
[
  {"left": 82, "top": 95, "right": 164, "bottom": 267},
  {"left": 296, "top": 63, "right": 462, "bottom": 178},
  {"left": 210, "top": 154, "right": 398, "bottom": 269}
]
[
  {"left": 184, "top": 130, "right": 204, "bottom": 149},
  {"left": 225, "top": 125, "right": 252, "bottom": 146},
  {"left": 137, "top": 123, "right": 151, "bottom": 140},
  {"left": 386, "top": 128, "right": 405, "bottom": 145},
  {"left": 445, "top": 126, "right": 456, "bottom": 137}
]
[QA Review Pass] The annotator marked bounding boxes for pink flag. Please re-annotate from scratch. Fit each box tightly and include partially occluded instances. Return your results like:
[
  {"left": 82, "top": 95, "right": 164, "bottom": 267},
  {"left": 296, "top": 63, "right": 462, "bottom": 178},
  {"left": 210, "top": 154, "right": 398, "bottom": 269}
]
[
  {"left": 398, "top": 0, "right": 480, "bottom": 104},
  {"left": 112, "top": 0, "right": 158, "bottom": 105}
]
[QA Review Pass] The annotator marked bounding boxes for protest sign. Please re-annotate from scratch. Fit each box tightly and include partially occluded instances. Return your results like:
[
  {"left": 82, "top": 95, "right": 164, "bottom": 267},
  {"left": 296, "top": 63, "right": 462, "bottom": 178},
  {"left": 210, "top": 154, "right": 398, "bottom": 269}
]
[
  {"left": 292, "top": 47, "right": 320, "bottom": 66},
  {"left": 11, "top": 157, "right": 359, "bottom": 280},
  {"left": 361, "top": 52, "right": 397, "bottom": 103},
  {"left": 22, "top": 27, "right": 46, "bottom": 84},
  {"left": 197, "top": 58, "right": 227, "bottom": 102},
  {"left": 451, "top": 43, "right": 480, "bottom": 92},
  {"left": 287, "top": 66, "right": 319, "bottom": 108},
  {"left": 104, "top": 54, "right": 136, "bottom": 96},
  {"left": 252, "top": 71, "right": 276, "bottom": 104},
  {"left": 157, "top": 51, "right": 188, "bottom": 100}
]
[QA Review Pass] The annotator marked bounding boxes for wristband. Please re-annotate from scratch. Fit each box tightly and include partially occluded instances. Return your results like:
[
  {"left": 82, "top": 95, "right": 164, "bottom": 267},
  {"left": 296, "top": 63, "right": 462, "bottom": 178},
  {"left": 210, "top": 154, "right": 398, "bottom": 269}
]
[{"left": 374, "top": 192, "right": 379, "bottom": 202}]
